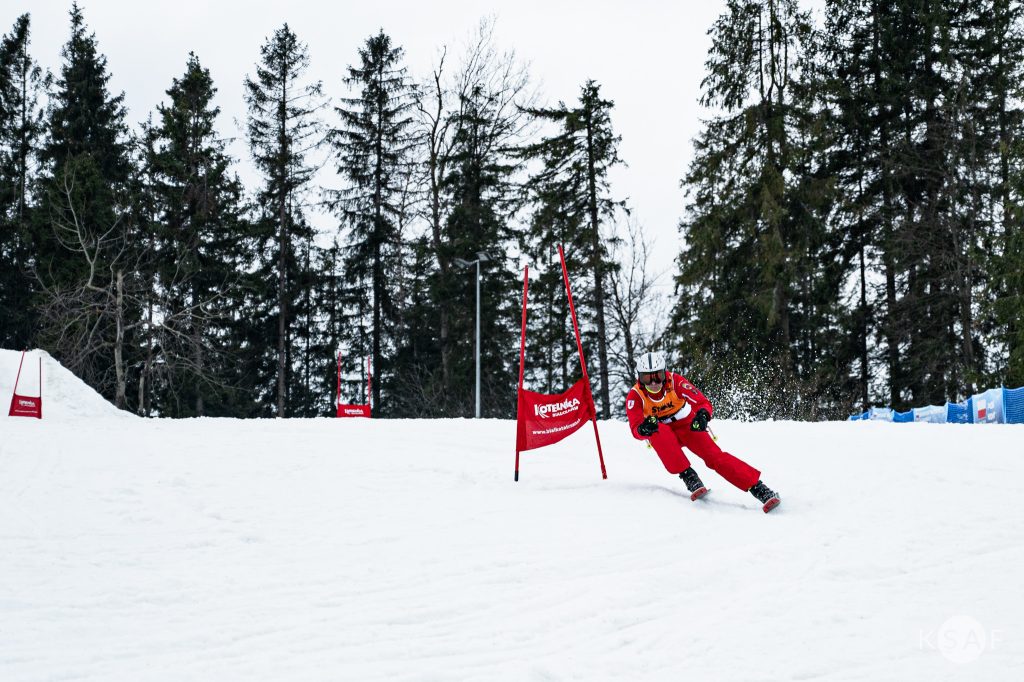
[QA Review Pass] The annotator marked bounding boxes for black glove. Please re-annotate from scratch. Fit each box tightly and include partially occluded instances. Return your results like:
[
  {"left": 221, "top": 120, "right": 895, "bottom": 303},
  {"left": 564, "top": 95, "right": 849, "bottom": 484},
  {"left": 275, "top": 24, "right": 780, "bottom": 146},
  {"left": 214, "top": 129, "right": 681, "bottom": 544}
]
[
  {"left": 690, "top": 408, "right": 711, "bottom": 432},
  {"left": 637, "top": 415, "right": 659, "bottom": 437}
]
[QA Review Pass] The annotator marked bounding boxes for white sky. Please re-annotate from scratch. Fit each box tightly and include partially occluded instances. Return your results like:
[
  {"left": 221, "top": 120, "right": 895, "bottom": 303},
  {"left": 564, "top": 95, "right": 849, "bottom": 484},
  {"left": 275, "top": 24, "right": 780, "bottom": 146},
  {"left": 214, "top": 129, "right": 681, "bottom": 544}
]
[{"left": 10, "top": 1, "right": 739, "bottom": 284}]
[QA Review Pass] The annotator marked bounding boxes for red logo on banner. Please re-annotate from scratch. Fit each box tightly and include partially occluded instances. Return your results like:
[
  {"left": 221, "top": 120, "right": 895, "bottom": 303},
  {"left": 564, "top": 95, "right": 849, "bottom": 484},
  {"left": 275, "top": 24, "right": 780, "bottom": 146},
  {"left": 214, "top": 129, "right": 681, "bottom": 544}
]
[{"left": 517, "top": 378, "right": 595, "bottom": 452}]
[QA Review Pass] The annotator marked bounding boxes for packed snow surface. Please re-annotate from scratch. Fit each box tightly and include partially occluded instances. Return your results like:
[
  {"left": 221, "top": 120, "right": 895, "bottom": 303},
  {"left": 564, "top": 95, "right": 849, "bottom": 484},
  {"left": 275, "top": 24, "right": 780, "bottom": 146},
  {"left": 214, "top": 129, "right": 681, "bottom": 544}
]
[{"left": 2, "top": 350, "right": 1022, "bottom": 680}]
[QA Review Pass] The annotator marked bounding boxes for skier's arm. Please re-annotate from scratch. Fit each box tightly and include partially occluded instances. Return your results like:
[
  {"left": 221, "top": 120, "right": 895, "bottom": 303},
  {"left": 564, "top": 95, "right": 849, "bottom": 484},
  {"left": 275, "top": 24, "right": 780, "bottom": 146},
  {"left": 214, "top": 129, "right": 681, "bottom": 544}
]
[
  {"left": 674, "top": 374, "right": 713, "bottom": 421},
  {"left": 625, "top": 388, "right": 650, "bottom": 440}
]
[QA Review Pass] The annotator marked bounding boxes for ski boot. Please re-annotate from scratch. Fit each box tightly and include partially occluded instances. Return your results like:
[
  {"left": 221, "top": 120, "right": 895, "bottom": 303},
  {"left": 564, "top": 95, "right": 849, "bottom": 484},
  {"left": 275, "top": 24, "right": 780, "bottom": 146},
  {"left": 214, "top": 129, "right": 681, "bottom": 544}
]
[
  {"left": 679, "top": 467, "right": 708, "bottom": 501},
  {"left": 749, "top": 480, "right": 781, "bottom": 513}
]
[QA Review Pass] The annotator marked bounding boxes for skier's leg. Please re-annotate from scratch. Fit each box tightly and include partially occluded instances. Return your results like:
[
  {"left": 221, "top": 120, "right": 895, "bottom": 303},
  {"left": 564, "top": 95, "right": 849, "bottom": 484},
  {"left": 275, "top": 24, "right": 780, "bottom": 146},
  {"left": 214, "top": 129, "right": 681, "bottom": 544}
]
[
  {"left": 679, "top": 428, "right": 761, "bottom": 491},
  {"left": 647, "top": 426, "right": 692, "bottom": 475}
]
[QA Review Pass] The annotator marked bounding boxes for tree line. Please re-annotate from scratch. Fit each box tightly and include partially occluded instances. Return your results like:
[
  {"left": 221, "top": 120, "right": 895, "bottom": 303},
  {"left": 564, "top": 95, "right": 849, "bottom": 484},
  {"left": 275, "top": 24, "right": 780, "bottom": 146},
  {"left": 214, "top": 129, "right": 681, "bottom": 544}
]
[
  {"left": 0, "top": 5, "right": 640, "bottom": 419},
  {"left": 673, "top": 0, "right": 1024, "bottom": 417},
  {"left": 2, "top": 2, "right": 1022, "bottom": 420}
]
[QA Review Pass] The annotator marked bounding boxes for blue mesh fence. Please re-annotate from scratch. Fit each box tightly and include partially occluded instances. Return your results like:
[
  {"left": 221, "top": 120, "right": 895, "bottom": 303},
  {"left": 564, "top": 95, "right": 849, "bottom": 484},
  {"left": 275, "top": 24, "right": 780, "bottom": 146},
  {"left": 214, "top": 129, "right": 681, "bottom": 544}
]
[
  {"left": 946, "top": 402, "right": 969, "bottom": 424},
  {"left": 913, "top": 405, "right": 947, "bottom": 423},
  {"left": 1006, "top": 386, "right": 1024, "bottom": 424},
  {"left": 850, "top": 385, "right": 1023, "bottom": 423}
]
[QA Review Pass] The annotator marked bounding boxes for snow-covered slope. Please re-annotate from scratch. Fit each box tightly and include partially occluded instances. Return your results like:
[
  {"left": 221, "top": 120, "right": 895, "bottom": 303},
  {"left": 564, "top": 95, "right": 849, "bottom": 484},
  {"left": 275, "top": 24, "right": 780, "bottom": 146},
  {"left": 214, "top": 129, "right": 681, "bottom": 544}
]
[
  {"left": 1, "top": 349, "right": 133, "bottom": 421},
  {"left": 1, "top": 361, "right": 1022, "bottom": 680}
]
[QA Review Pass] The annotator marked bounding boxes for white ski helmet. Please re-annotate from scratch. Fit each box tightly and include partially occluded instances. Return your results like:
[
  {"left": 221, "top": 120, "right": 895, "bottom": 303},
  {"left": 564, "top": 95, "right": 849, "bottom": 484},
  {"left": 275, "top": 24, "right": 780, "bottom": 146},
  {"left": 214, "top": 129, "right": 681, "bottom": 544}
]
[{"left": 635, "top": 351, "right": 666, "bottom": 384}]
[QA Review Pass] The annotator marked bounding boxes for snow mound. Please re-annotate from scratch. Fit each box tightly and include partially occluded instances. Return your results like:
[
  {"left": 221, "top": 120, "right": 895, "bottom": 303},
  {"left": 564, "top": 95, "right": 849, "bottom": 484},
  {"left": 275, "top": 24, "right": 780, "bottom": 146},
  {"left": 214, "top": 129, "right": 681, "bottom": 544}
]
[{"left": 0, "top": 348, "right": 133, "bottom": 420}]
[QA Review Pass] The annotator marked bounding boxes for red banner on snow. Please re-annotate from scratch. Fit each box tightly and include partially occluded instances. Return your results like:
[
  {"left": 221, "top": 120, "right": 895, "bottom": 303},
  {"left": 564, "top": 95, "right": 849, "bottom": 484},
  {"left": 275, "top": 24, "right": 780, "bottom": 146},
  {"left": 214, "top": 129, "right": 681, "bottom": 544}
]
[
  {"left": 9, "top": 394, "right": 41, "bottom": 419},
  {"left": 516, "top": 377, "right": 595, "bottom": 452},
  {"left": 337, "top": 404, "right": 371, "bottom": 418},
  {"left": 7, "top": 351, "right": 42, "bottom": 419}
]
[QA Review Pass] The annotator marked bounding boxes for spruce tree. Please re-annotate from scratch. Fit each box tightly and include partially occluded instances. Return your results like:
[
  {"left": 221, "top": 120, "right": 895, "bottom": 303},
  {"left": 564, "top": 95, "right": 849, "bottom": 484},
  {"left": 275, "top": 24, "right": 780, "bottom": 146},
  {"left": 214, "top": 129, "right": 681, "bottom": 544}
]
[
  {"left": 0, "top": 13, "right": 46, "bottom": 349},
  {"left": 521, "top": 80, "right": 624, "bottom": 419},
  {"left": 673, "top": 0, "right": 851, "bottom": 418},
  {"left": 33, "top": 2, "right": 138, "bottom": 404},
  {"left": 977, "top": 0, "right": 1024, "bottom": 386},
  {"left": 878, "top": 0, "right": 975, "bottom": 408},
  {"left": 41, "top": 3, "right": 129, "bottom": 194},
  {"left": 243, "top": 24, "right": 325, "bottom": 417},
  {"left": 818, "top": 0, "right": 1019, "bottom": 408},
  {"left": 331, "top": 30, "right": 417, "bottom": 414},
  {"left": 146, "top": 53, "right": 250, "bottom": 417}
]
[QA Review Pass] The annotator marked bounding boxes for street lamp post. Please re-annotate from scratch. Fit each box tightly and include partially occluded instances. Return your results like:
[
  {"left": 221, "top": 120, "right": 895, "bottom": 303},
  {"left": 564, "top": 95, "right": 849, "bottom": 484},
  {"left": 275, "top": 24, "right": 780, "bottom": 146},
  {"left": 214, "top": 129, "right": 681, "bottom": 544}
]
[{"left": 454, "top": 252, "right": 490, "bottom": 418}]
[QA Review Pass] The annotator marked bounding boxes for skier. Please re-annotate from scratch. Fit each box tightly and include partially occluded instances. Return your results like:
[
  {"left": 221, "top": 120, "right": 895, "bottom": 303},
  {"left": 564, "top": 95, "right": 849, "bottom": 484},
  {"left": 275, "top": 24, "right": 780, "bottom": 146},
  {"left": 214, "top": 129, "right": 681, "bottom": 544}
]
[{"left": 626, "top": 351, "right": 781, "bottom": 513}]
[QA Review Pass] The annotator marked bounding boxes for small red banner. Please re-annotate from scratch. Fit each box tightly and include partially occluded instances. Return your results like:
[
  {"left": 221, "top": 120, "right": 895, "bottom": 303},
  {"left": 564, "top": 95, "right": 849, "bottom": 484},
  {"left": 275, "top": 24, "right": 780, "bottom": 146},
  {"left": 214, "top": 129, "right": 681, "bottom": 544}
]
[
  {"left": 9, "top": 394, "right": 41, "bottom": 419},
  {"left": 7, "top": 351, "right": 42, "bottom": 419},
  {"left": 336, "top": 353, "right": 372, "bottom": 418},
  {"left": 516, "top": 377, "right": 594, "bottom": 452},
  {"left": 336, "top": 404, "right": 371, "bottom": 418}
]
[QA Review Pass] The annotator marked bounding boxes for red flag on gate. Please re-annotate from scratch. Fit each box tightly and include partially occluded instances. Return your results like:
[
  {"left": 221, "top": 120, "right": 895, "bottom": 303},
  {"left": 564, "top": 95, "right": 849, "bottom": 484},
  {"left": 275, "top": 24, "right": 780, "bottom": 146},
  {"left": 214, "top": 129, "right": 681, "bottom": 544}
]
[
  {"left": 336, "top": 353, "right": 372, "bottom": 418},
  {"left": 7, "top": 350, "right": 42, "bottom": 419},
  {"left": 516, "top": 378, "right": 595, "bottom": 452},
  {"left": 513, "top": 246, "right": 607, "bottom": 481}
]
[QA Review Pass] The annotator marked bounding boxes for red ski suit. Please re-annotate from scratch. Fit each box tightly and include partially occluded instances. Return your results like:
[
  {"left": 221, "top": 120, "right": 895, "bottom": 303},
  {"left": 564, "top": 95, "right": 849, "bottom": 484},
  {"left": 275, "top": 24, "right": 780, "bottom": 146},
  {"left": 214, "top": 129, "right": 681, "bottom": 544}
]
[{"left": 625, "top": 372, "right": 760, "bottom": 491}]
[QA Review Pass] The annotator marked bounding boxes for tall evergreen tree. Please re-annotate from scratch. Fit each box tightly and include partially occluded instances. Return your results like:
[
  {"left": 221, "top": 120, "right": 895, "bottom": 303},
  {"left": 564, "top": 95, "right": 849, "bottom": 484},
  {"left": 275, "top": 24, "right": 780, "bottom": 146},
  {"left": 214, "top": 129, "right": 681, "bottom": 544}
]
[
  {"left": 145, "top": 53, "right": 250, "bottom": 417},
  {"left": 331, "top": 30, "right": 418, "bottom": 414},
  {"left": 33, "top": 2, "right": 138, "bottom": 405},
  {"left": 673, "top": 0, "right": 849, "bottom": 418},
  {"left": 976, "top": 0, "right": 1024, "bottom": 386},
  {"left": 40, "top": 3, "right": 129, "bottom": 193},
  {"left": 885, "top": 1, "right": 965, "bottom": 407},
  {"left": 0, "top": 13, "right": 46, "bottom": 349},
  {"left": 244, "top": 24, "right": 325, "bottom": 417},
  {"left": 521, "top": 80, "right": 624, "bottom": 419},
  {"left": 817, "top": 0, "right": 1020, "bottom": 409},
  {"left": 815, "top": 0, "right": 902, "bottom": 411}
]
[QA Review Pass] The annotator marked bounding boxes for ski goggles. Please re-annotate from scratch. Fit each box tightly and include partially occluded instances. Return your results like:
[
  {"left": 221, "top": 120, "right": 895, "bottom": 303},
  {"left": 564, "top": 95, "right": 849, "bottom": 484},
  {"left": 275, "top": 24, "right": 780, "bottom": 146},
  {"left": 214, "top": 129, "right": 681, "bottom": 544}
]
[{"left": 638, "top": 371, "right": 664, "bottom": 386}]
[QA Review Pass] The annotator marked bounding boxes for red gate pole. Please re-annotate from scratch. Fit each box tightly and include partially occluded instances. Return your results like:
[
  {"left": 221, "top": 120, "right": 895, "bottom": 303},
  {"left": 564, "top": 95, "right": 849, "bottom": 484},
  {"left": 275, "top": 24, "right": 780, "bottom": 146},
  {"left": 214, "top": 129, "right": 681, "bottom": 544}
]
[
  {"left": 366, "top": 355, "right": 372, "bottom": 416},
  {"left": 12, "top": 350, "right": 26, "bottom": 395},
  {"left": 515, "top": 265, "right": 529, "bottom": 482},
  {"left": 37, "top": 354, "right": 42, "bottom": 419},
  {"left": 336, "top": 352, "right": 342, "bottom": 415},
  {"left": 558, "top": 245, "right": 608, "bottom": 479}
]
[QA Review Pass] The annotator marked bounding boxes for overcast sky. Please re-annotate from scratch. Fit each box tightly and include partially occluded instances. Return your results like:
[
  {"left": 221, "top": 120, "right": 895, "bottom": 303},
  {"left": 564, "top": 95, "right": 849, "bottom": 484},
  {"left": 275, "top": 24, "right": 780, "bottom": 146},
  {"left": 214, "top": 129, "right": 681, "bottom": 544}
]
[{"left": 9, "top": 0, "right": 743, "bottom": 284}]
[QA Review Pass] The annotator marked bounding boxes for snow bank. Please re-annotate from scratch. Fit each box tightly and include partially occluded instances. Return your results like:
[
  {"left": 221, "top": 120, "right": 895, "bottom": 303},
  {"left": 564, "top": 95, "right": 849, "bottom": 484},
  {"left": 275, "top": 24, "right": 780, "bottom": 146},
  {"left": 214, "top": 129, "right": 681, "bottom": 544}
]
[
  {"left": 1, "top": 412, "right": 1021, "bottom": 680},
  {"left": 1, "top": 348, "right": 132, "bottom": 421}
]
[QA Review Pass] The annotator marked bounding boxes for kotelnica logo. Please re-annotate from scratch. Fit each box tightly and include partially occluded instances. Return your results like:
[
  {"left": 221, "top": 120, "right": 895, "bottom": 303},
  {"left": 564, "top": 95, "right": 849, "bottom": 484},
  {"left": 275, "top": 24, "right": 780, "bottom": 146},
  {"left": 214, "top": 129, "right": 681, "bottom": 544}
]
[
  {"left": 18, "top": 399, "right": 36, "bottom": 407},
  {"left": 535, "top": 397, "right": 581, "bottom": 419}
]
